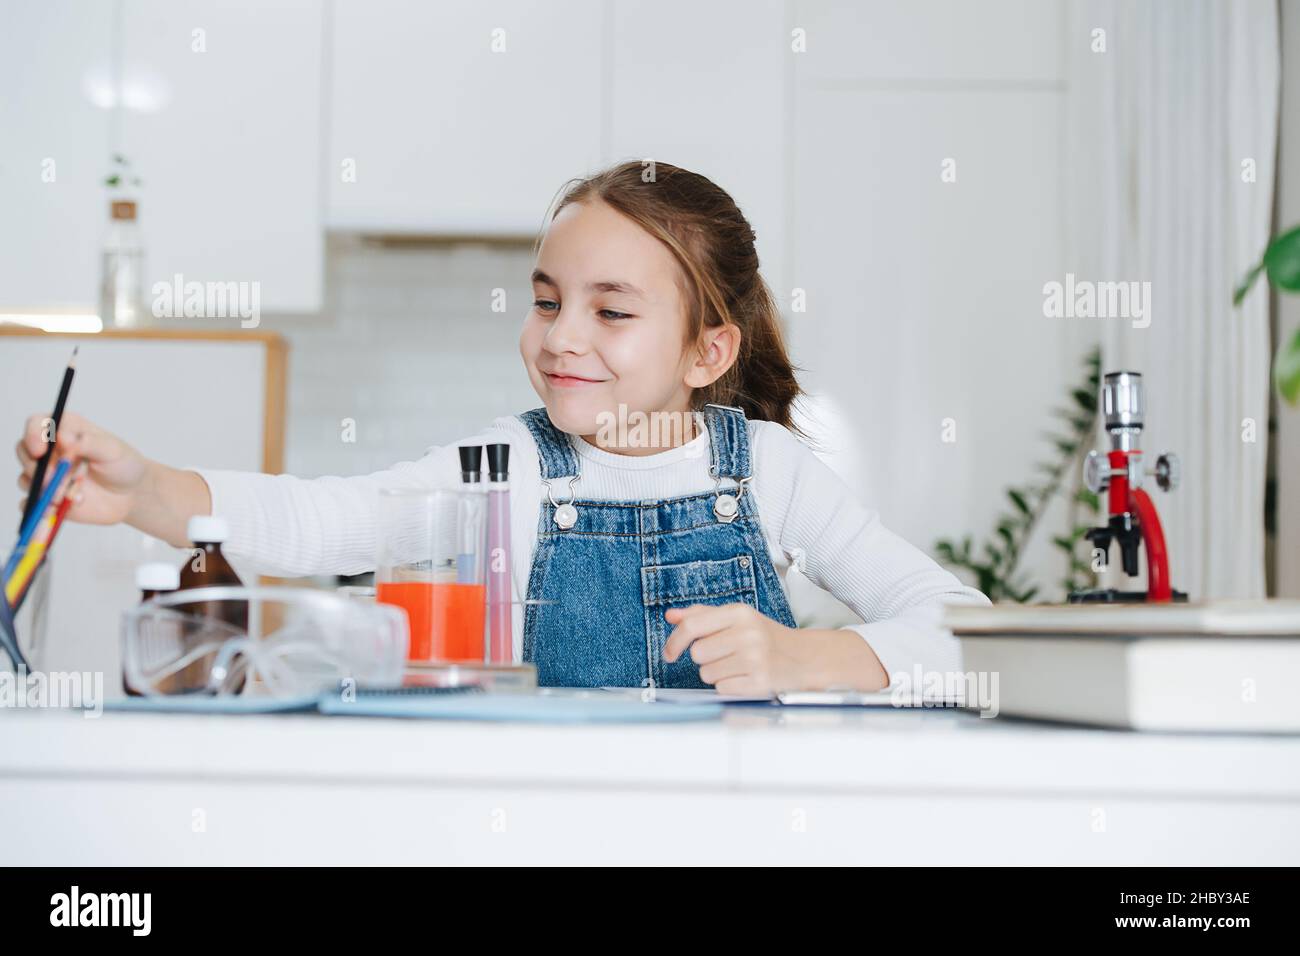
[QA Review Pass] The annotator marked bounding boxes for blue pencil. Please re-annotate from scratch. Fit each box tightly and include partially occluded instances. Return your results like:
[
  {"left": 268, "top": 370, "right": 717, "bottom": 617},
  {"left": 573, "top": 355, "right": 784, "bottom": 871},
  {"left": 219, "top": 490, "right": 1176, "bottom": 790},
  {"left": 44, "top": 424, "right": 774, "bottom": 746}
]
[{"left": 4, "top": 457, "right": 71, "bottom": 582}]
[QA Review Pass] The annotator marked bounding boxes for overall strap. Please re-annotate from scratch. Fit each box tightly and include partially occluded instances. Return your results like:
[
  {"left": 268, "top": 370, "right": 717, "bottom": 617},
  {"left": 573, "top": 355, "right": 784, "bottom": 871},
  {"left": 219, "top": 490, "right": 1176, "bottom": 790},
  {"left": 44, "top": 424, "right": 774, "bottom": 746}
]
[
  {"left": 518, "top": 407, "right": 581, "bottom": 480},
  {"left": 702, "top": 403, "right": 752, "bottom": 482}
]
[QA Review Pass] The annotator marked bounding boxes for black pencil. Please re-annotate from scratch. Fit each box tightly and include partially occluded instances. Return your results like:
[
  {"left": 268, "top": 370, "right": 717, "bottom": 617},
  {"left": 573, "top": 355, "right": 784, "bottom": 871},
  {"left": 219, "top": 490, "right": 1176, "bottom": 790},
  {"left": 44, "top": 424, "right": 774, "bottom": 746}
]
[{"left": 19, "top": 345, "right": 78, "bottom": 534}]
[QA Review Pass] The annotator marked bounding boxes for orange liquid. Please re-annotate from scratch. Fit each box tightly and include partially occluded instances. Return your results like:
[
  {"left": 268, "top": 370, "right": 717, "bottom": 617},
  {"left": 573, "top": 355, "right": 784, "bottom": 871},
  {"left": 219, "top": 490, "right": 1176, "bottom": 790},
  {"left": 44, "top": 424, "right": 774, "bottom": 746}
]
[{"left": 377, "top": 581, "right": 487, "bottom": 662}]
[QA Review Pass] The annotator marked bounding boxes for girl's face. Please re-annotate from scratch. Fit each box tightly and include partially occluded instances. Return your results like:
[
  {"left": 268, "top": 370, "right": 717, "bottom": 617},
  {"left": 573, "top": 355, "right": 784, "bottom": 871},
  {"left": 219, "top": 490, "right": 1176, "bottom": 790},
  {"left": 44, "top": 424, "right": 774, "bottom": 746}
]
[{"left": 520, "top": 200, "right": 709, "bottom": 450}]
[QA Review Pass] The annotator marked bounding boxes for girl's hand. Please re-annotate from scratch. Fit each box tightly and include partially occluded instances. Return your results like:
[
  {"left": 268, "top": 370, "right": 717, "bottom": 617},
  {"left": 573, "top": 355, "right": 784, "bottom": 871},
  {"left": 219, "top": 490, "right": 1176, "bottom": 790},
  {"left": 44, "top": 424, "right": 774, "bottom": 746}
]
[
  {"left": 663, "top": 603, "right": 890, "bottom": 695},
  {"left": 15, "top": 410, "right": 149, "bottom": 526}
]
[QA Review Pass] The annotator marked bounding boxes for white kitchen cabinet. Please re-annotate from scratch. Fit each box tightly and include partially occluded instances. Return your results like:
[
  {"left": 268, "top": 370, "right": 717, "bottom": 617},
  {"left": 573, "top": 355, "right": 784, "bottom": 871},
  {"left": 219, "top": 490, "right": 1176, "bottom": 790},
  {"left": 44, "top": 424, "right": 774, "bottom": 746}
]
[
  {"left": 326, "top": 0, "right": 606, "bottom": 235},
  {"left": 790, "top": 0, "right": 1063, "bottom": 83},
  {"left": 606, "top": 0, "right": 789, "bottom": 300},
  {"left": 119, "top": 0, "right": 324, "bottom": 313},
  {"left": 0, "top": 0, "right": 115, "bottom": 310},
  {"left": 0, "top": 0, "right": 324, "bottom": 315}
]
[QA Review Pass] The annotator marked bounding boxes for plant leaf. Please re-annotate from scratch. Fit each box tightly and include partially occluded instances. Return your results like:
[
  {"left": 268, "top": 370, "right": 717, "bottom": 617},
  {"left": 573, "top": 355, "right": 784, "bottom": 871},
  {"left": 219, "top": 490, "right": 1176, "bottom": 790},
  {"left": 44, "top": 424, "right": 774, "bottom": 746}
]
[
  {"left": 1275, "top": 325, "right": 1300, "bottom": 406},
  {"left": 1234, "top": 261, "right": 1265, "bottom": 306},
  {"left": 997, "top": 526, "right": 1016, "bottom": 551},
  {"left": 1263, "top": 224, "right": 1300, "bottom": 292}
]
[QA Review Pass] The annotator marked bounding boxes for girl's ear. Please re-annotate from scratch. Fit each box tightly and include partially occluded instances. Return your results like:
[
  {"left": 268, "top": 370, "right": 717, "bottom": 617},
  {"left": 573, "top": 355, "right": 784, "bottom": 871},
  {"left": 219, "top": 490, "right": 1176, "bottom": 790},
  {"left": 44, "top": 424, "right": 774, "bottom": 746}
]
[{"left": 684, "top": 323, "right": 742, "bottom": 389}]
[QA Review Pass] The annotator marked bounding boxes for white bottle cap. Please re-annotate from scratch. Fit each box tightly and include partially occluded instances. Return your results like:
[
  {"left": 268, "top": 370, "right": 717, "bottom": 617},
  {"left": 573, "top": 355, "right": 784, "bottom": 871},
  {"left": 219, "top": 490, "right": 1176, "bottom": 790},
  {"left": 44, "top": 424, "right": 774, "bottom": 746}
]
[
  {"left": 187, "top": 514, "right": 230, "bottom": 544},
  {"left": 136, "top": 562, "right": 180, "bottom": 592}
]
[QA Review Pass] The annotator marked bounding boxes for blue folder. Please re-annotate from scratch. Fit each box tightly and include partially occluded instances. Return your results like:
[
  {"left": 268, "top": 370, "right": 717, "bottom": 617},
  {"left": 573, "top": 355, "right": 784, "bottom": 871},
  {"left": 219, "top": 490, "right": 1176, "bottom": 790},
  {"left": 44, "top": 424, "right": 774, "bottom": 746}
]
[{"left": 102, "top": 687, "right": 721, "bottom": 723}]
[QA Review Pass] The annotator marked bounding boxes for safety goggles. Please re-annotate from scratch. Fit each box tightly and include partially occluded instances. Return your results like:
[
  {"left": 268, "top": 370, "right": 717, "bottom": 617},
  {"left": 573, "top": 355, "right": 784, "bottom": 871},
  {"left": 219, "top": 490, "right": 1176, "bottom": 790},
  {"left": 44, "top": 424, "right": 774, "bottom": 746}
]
[{"left": 121, "top": 586, "right": 406, "bottom": 697}]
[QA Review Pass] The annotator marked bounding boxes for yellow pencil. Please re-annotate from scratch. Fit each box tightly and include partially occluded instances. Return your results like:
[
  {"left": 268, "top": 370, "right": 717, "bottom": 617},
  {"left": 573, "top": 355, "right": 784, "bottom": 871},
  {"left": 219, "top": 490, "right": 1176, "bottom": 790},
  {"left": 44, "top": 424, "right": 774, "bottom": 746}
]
[
  {"left": 5, "top": 513, "right": 54, "bottom": 603},
  {"left": 4, "top": 461, "right": 82, "bottom": 606}
]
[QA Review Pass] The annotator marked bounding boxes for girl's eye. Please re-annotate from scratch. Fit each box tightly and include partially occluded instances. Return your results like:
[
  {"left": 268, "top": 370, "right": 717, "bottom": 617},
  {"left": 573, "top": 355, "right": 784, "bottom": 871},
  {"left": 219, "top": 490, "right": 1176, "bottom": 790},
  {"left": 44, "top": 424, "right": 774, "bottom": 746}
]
[
  {"left": 533, "top": 299, "right": 559, "bottom": 313},
  {"left": 598, "top": 309, "right": 632, "bottom": 320}
]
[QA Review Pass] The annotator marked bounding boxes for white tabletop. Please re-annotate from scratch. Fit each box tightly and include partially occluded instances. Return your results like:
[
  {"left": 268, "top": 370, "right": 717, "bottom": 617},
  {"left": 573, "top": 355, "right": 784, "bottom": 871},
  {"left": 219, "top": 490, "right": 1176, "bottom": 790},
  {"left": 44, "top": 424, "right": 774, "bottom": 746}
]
[{"left": 3, "top": 704, "right": 1298, "bottom": 864}]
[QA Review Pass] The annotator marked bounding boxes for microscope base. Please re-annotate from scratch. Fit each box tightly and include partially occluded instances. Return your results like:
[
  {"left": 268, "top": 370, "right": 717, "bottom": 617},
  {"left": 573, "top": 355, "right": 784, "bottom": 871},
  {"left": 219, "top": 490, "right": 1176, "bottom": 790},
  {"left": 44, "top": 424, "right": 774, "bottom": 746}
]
[{"left": 1067, "top": 587, "right": 1189, "bottom": 604}]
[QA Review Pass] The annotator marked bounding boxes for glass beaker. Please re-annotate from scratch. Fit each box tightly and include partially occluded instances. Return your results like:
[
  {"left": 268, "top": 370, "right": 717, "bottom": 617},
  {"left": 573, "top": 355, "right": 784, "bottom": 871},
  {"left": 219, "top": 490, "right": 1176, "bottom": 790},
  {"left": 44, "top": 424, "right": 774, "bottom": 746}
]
[{"left": 375, "top": 488, "right": 487, "bottom": 663}]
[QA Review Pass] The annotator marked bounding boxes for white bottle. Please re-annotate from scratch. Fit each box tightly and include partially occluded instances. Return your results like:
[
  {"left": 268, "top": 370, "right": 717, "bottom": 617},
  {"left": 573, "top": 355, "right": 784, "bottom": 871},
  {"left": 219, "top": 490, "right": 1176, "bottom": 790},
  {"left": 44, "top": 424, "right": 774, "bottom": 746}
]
[{"left": 136, "top": 562, "right": 180, "bottom": 600}]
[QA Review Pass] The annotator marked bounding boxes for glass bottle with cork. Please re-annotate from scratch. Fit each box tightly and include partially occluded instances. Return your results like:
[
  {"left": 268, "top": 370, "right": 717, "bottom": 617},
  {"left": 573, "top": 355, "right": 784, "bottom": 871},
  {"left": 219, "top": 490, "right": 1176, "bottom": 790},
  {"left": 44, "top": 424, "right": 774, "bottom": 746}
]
[{"left": 99, "top": 197, "right": 145, "bottom": 329}]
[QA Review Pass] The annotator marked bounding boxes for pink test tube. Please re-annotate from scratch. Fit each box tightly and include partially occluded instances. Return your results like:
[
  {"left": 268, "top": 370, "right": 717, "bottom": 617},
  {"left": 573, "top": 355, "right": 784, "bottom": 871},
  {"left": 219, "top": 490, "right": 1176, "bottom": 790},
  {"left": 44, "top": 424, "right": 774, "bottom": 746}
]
[{"left": 485, "top": 444, "right": 512, "bottom": 664}]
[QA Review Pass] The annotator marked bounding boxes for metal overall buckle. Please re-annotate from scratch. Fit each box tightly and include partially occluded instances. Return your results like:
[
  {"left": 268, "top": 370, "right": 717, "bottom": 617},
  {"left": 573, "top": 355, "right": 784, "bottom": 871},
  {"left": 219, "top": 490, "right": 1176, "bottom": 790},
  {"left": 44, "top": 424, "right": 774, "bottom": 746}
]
[
  {"left": 702, "top": 403, "right": 751, "bottom": 524},
  {"left": 710, "top": 471, "right": 751, "bottom": 524},
  {"left": 544, "top": 475, "right": 580, "bottom": 530}
]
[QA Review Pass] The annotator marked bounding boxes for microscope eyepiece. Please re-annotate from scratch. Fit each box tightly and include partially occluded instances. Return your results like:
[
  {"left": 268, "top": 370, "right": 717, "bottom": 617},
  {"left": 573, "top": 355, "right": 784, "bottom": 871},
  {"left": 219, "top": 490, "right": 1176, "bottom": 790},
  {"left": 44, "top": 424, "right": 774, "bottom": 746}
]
[{"left": 1101, "top": 370, "right": 1144, "bottom": 432}]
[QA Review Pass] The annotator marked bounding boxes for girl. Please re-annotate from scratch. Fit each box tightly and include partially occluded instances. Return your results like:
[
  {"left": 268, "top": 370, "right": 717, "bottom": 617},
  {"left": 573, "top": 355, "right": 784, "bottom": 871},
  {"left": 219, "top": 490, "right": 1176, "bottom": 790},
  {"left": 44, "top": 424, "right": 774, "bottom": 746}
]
[{"left": 16, "top": 161, "right": 990, "bottom": 695}]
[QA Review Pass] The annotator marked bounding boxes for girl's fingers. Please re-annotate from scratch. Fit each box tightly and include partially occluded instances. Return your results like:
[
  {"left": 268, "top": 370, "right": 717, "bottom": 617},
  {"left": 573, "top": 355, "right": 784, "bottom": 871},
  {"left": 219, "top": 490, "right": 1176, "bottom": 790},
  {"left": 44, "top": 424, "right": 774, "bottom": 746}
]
[
  {"left": 713, "top": 675, "right": 767, "bottom": 696},
  {"left": 15, "top": 438, "right": 35, "bottom": 470},
  {"left": 685, "top": 628, "right": 750, "bottom": 666},
  {"left": 697, "top": 644, "right": 754, "bottom": 685},
  {"left": 63, "top": 424, "right": 107, "bottom": 462},
  {"left": 663, "top": 603, "right": 751, "bottom": 662},
  {"left": 22, "top": 412, "right": 60, "bottom": 459},
  {"left": 22, "top": 410, "right": 98, "bottom": 463}
]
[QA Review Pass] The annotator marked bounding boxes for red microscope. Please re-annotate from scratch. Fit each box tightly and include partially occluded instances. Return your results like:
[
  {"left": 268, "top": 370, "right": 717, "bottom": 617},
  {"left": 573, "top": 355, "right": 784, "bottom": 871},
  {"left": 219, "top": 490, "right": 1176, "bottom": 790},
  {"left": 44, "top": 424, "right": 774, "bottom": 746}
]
[{"left": 1069, "top": 371, "right": 1187, "bottom": 604}]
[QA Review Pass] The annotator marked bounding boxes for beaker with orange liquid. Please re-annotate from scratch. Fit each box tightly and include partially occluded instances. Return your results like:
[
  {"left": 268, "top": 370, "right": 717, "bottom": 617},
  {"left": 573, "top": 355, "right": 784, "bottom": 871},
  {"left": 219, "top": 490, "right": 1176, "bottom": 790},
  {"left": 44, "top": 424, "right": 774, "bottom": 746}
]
[{"left": 375, "top": 488, "right": 486, "bottom": 663}]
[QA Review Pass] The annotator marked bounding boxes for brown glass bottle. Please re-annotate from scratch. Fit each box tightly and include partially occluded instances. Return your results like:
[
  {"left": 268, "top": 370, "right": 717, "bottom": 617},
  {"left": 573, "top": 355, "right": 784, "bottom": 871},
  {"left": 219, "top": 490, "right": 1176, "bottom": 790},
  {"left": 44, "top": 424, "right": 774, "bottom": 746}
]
[{"left": 178, "top": 515, "right": 248, "bottom": 691}]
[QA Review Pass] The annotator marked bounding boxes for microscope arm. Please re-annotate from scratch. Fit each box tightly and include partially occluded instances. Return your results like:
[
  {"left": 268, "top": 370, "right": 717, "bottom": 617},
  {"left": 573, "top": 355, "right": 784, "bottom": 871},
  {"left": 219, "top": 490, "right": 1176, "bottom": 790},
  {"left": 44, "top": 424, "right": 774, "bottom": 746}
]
[{"left": 1131, "top": 488, "right": 1172, "bottom": 602}]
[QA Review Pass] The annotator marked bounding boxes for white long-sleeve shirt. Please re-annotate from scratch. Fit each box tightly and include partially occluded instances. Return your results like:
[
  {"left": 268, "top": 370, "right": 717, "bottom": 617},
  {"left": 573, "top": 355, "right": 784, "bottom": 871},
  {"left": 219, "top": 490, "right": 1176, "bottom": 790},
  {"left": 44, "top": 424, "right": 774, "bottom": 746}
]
[{"left": 192, "top": 414, "right": 990, "bottom": 681}]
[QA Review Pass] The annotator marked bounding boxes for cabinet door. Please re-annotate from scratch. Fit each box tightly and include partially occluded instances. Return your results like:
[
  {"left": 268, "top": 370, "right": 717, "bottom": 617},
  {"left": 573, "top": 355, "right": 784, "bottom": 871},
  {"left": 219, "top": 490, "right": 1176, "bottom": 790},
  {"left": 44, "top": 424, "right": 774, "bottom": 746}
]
[
  {"left": 607, "top": 0, "right": 788, "bottom": 296},
  {"left": 0, "top": 0, "right": 114, "bottom": 311},
  {"left": 120, "top": 0, "right": 325, "bottom": 313},
  {"left": 326, "top": 0, "right": 605, "bottom": 234}
]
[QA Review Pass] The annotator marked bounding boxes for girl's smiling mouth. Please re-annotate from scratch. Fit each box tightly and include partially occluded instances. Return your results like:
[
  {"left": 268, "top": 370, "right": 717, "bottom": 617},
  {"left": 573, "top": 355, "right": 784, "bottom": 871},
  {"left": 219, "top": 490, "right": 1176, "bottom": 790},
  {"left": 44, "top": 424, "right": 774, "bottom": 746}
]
[{"left": 545, "top": 371, "right": 608, "bottom": 387}]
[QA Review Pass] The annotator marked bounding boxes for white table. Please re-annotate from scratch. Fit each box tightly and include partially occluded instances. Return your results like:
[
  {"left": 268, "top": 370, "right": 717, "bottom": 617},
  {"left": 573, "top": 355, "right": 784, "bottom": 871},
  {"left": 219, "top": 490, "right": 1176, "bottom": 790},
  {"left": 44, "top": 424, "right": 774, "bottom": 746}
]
[{"left": 2, "top": 704, "right": 1298, "bottom": 865}]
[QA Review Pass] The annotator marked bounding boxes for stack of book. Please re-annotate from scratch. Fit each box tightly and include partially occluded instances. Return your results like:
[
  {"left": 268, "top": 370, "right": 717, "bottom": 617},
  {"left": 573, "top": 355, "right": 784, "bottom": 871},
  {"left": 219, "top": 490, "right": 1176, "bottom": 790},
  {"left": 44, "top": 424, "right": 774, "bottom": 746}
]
[{"left": 946, "top": 600, "right": 1300, "bottom": 732}]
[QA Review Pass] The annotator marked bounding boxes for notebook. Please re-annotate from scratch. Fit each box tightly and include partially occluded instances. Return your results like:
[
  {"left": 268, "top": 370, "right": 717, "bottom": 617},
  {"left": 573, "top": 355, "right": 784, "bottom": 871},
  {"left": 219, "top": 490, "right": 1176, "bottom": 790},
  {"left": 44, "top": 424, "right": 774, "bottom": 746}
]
[{"left": 615, "top": 687, "right": 965, "bottom": 707}]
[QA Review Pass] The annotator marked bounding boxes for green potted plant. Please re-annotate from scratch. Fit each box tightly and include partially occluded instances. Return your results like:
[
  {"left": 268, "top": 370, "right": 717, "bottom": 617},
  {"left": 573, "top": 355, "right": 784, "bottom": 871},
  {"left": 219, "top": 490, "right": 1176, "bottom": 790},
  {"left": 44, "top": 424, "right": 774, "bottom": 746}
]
[{"left": 1235, "top": 223, "right": 1300, "bottom": 404}]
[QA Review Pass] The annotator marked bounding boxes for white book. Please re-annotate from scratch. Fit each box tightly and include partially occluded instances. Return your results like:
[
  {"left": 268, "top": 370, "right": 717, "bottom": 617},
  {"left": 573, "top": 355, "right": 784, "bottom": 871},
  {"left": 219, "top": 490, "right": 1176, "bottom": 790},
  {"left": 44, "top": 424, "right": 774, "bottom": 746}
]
[{"left": 944, "top": 600, "right": 1300, "bottom": 732}]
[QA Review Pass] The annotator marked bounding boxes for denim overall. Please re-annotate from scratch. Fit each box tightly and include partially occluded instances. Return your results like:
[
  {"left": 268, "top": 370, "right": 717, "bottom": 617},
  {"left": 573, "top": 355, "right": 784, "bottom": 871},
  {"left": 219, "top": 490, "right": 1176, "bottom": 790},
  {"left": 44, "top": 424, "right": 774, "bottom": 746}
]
[{"left": 518, "top": 403, "right": 797, "bottom": 689}]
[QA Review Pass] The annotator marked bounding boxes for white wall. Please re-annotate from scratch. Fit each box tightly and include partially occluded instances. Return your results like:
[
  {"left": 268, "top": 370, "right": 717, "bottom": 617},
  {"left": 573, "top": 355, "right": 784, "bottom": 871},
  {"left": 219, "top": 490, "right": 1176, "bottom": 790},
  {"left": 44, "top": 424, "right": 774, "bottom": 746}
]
[{"left": 786, "top": 0, "right": 1075, "bottom": 598}]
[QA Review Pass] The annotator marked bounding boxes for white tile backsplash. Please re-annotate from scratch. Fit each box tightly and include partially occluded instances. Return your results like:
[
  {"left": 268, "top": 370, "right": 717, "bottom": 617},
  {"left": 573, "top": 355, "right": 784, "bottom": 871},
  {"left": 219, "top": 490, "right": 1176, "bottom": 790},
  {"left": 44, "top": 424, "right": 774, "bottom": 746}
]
[{"left": 258, "top": 237, "right": 541, "bottom": 479}]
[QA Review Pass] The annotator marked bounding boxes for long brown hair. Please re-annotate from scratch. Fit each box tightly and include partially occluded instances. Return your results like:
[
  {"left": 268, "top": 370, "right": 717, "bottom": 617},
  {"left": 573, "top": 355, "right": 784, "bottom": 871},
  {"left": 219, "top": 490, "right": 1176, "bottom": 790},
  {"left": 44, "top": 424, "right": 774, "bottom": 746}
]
[{"left": 541, "top": 161, "right": 803, "bottom": 430}]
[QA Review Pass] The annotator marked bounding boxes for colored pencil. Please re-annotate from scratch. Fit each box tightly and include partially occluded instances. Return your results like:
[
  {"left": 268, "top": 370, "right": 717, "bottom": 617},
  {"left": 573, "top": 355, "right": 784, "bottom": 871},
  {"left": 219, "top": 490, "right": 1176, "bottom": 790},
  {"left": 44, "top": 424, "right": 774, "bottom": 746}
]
[
  {"left": 19, "top": 345, "right": 78, "bottom": 533},
  {"left": 9, "top": 464, "right": 83, "bottom": 613},
  {"left": 4, "top": 457, "right": 71, "bottom": 582}
]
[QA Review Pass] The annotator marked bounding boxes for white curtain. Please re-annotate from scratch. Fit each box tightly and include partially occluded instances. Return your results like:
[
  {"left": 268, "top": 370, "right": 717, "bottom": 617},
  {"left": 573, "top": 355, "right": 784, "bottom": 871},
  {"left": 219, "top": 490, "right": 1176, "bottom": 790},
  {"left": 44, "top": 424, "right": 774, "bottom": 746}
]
[{"left": 1064, "top": 0, "right": 1279, "bottom": 599}]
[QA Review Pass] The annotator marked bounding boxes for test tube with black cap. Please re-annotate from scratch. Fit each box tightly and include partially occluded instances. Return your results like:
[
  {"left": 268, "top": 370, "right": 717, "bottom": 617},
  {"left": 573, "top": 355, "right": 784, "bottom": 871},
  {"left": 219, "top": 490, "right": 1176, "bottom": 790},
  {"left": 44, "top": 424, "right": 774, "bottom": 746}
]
[
  {"left": 485, "top": 443, "right": 512, "bottom": 664},
  {"left": 456, "top": 446, "right": 482, "bottom": 584}
]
